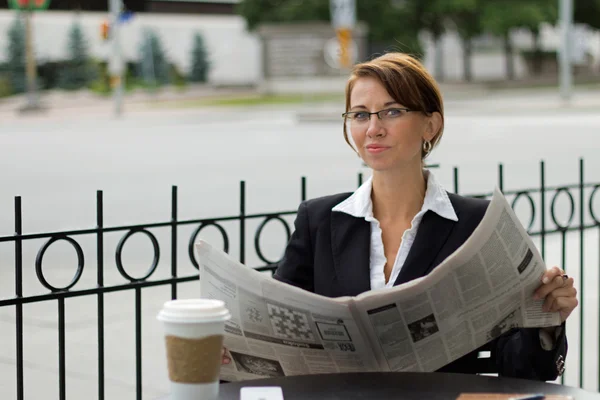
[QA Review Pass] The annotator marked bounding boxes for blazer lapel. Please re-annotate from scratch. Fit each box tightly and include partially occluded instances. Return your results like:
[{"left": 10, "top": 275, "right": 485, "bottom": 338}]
[
  {"left": 330, "top": 211, "right": 371, "bottom": 296},
  {"left": 394, "top": 211, "right": 456, "bottom": 285}
]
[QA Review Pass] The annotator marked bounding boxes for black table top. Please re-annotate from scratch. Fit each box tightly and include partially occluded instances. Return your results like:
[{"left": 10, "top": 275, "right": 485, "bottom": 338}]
[{"left": 209, "top": 372, "right": 599, "bottom": 400}]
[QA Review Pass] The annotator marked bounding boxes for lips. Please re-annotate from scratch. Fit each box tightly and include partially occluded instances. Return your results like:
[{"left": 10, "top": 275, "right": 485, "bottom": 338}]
[{"left": 366, "top": 144, "right": 390, "bottom": 154}]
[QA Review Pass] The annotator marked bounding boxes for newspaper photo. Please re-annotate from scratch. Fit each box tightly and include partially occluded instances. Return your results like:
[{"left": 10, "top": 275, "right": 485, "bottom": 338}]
[{"left": 195, "top": 186, "right": 561, "bottom": 381}]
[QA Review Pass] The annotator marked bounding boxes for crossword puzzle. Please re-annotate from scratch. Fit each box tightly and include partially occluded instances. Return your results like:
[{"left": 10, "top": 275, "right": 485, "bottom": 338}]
[
  {"left": 246, "top": 306, "right": 263, "bottom": 323},
  {"left": 267, "top": 304, "right": 314, "bottom": 341}
]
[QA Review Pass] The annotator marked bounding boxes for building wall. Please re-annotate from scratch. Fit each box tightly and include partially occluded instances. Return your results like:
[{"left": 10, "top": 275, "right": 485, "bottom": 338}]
[
  {"left": 420, "top": 23, "right": 600, "bottom": 81},
  {"left": 0, "top": 10, "right": 262, "bottom": 86},
  {"left": 0, "top": 10, "right": 598, "bottom": 88}
]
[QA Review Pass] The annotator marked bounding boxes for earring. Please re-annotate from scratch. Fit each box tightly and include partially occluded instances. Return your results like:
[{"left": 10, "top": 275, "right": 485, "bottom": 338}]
[{"left": 423, "top": 140, "right": 432, "bottom": 154}]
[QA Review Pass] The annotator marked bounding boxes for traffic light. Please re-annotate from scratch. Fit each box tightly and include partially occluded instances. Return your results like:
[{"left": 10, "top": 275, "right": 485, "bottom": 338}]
[{"left": 101, "top": 20, "right": 109, "bottom": 40}]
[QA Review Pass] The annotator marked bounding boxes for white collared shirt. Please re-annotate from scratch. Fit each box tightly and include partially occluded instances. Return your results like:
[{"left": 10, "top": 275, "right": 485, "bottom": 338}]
[{"left": 332, "top": 170, "right": 458, "bottom": 290}]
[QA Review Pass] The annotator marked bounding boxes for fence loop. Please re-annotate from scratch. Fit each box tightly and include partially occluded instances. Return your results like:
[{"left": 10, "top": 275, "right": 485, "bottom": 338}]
[
  {"left": 550, "top": 187, "right": 576, "bottom": 230},
  {"left": 35, "top": 235, "right": 85, "bottom": 292},
  {"left": 115, "top": 229, "right": 160, "bottom": 282},
  {"left": 188, "top": 222, "right": 230, "bottom": 269},
  {"left": 588, "top": 185, "right": 600, "bottom": 225},
  {"left": 511, "top": 191, "right": 536, "bottom": 232},
  {"left": 254, "top": 215, "right": 291, "bottom": 264}
]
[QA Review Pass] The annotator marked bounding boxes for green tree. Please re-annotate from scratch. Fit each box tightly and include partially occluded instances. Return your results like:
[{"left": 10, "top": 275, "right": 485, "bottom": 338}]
[
  {"left": 189, "top": 32, "right": 210, "bottom": 82},
  {"left": 237, "top": 0, "right": 424, "bottom": 59},
  {"left": 138, "top": 29, "right": 170, "bottom": 87},
  {"left": 237, "top": 0, "right": 330, "bottom": 30},
  {"left": 575, "top": 0, "right": 600, "bottom": 29},
  {"left": 6, "top": 14, "right": 27, "bottom": 94},
  {"left": 414, "top": 0, "right": 448, "bottom": 80},
  {"left": 443, "top": 0, "right": 484, "bottom": 82},
  {"left": 356, "top": 0, "right": 423, "bottom": 57},
  {"left": 482, "top": 0, "right": 557, "bottom": 79},
  {"left": 59, "top": 21, "right": 95, "bottom": 90}
]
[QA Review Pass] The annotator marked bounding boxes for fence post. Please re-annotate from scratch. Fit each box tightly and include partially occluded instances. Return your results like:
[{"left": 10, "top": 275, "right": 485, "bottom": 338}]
[
  {"left": 301, "top": 177, "right": 306, "bottom": 202},
  {"left": 59, "top": 296, "right": 66, "bottom": 400},
  {"left": 96, "top": 190, "right": 105, "bottom": 400},
  {"left": 240, "top": 181, "right": 246, "bottom": 264},
  {"left": 579, "top": 158, "right": 584, "bottom": 388},
  {"left": 540, "top": 161, "right": 546, "bottom": 259},
  {"left": 453, "top": 167, "right": 459, "bottom": 194},
  {"left": 498, "top": 164, "right": 504, "bottom": 193},
  {"left": 14, "top": 196, "right": 24, "bottom": 400},
  {"left": 171, "top": 186, "right": 178, "bottom": 300}
]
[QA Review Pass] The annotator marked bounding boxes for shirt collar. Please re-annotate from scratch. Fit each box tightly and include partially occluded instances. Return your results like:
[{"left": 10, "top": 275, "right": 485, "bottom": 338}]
[{"left": 332, "top": 170, "right": 458, "bottom": 222}]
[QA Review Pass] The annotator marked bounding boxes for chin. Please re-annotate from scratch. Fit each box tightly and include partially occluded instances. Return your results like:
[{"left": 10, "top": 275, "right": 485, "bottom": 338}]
[
  {"left": 365, "top": 162, "right": 396, "bottom": 172},
  {"left": 364, "top": 158, "right": 419, "bottom": 172}
]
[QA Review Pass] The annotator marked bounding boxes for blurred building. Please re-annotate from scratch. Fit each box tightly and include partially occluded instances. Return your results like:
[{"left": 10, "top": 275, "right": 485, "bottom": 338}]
[
  {"left": 0, "top": 0, "right": 597, "bottom": 89},
  {"left": 148, "top": 0, "right": 238, "bottom": 14},
  {"left": 0, "top": 0, "right": 258, "bottom": 86},
  {"left": 0, "top": 0, "right": 238, "bottom": 14}
]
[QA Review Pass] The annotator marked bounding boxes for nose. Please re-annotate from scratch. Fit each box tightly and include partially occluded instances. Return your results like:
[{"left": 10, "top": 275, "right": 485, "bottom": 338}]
[{"left": 365, "top": 115, "right": 384, "bottom": 138}]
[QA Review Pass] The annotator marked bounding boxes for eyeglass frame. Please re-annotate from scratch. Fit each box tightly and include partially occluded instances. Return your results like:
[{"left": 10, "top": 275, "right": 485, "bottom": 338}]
[{"left": 341, "top": 107, "right": 415, "bottom": 123}]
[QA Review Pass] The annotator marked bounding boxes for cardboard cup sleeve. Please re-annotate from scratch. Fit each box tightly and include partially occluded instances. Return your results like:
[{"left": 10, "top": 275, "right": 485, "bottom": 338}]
[{"left": 165, "top": 334, "right": 224, "bottom": 383}]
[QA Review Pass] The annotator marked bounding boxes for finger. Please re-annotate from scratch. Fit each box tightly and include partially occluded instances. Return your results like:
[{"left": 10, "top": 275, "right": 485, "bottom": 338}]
[
  {"left": 535, "top": 275, "right": 570, "bottom": 300},
  {"left": 550, "top": 296, "right": 579, "bottom": 314},
  {"left": 222, "top": 355, "right": 231, "bottom": 365},
  {"left": 542, "top": 285, "right": 577, "bottom": 312},
  {"left": 544, "top": 287, "right": 578, "bottom": 312},
  {"left": 542, "top": 266, "right": 563, "bottom": 284}
]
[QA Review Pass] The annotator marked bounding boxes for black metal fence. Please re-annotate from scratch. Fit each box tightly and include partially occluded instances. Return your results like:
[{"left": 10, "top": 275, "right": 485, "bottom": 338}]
[{"left": 0, "top": 158, "right": 599, "bottom": 399}]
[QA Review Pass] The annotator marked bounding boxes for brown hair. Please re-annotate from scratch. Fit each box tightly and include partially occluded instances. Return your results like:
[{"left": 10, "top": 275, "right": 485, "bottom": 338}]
[{"left": 343, "top": 52, "right": 444, "bottom": 159}]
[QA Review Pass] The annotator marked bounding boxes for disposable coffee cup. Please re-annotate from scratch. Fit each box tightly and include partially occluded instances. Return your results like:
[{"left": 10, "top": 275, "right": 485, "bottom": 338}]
[{"left": 157, "top": 299, "right": 231, "bottom": 400}]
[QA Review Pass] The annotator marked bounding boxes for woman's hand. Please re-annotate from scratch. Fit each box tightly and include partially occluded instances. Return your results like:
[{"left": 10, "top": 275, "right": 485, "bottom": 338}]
[
  {"left": 221, "top": 347, "right": 231, "bottom": 365},
  {"left": 534, "top": 266, "right": 578, "bottom": 323}
]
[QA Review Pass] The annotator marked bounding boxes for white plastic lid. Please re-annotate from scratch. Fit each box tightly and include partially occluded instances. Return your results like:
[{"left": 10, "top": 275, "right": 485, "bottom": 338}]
[{"left": 157, "top": 299, "right": 231, "bottom": 323}]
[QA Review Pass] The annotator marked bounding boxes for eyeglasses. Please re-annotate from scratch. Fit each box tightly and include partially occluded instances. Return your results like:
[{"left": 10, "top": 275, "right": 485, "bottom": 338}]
[{"left": 342, "top": 108, "right": 413, "bottom": 125}]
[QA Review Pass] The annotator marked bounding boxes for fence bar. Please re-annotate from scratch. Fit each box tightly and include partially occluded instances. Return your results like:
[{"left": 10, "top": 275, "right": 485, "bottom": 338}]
[
  {"left": 96, "top": 190, "right": 105, "bottom": 400},
  {"left": 498, "top": 164, "right": 504, "bottom": 192},
  {"left": 453, "top": 167, "right": 459, "bottom": 194},
  {"left": 14, "top": 196, "right": 24, "bottom": 400},
  {"left": 171, "top": 186, "right": 178, "bottom": 300},
  {"left": 301, "top": 177, "right": 306, "bottom": 202},
  {"left": 59, "top": 297, "right": 66, "bottom": 400},
  {"left": 136, "top": 288, "right": 142, "bottom": 400},
  {"left": 540, "top": 161, "right": 546, "bottom": 259},
  {"left": 579, "top": 159, "right": 584, "bottom": 388},
  {"left": 239, "top": 181, "right": 246, "bottom": 264}
]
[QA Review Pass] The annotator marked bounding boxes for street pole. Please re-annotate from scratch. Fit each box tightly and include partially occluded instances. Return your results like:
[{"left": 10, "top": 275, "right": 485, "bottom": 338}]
[
  {"left": 559, "top": 0, "right": 574, "bottom": 102},
  {"left": 109, "top": 0, "right": 124, "bottom": 117},
  {"left": 22, "top": 6, "right": 41, "bottom": 112},
  {"left": 330, "top": 0, "right": 356, "bottom": 69}
]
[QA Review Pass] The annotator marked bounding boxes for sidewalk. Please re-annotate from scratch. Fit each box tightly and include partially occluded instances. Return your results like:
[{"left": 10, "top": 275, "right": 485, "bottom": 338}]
[
  {"left": 0, "top": 84, "right": 257, "bottom": 123},
  {"left": 1, "top": 79, "right": 599, "bottom": 123}
]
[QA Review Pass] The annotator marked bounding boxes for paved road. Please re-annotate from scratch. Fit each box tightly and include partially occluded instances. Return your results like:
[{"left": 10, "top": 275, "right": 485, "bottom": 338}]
[{"left": 0, "top": 91, "right": 599, "bottom": 399}]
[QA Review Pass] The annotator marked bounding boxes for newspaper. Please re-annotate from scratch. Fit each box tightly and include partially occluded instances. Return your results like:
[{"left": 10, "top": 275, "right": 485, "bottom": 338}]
[{"left": 195, "top": 187, "right": 561, "bottom": 381}]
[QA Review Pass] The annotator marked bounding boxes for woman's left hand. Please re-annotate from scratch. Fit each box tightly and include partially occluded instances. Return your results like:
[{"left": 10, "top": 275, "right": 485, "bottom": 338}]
[{"left": 534, "top": 266, "right": 578, "bottom": 323}]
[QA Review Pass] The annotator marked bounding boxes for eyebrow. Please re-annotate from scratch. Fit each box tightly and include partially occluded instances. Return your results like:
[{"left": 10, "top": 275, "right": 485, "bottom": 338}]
[{"left": 349, "top": 101, "right": 400, "bottom": 111}]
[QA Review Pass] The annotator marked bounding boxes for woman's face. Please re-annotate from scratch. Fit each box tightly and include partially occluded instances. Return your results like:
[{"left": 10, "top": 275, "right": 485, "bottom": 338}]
[{"left": 347, "top": 77, "right": 439, "bottom": 173}]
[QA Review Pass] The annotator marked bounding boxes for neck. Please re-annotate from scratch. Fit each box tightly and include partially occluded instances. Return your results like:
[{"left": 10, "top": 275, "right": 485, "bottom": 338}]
[{"left": 371, "top": 163, "right": 427, "bottom": 223}]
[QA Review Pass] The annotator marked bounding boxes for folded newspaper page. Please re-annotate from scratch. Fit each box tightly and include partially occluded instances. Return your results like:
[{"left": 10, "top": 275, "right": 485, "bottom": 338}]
[{"left": 195, "top": 187, "right": 561, "bottom": 381}]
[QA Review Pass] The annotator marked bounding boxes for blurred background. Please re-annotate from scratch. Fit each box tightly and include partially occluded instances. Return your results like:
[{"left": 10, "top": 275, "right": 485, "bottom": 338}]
[
  {"left": 0, "top": 0, "right": 598, "bottom": 105},
  {"left": 1, "top": 1, "right": 600, "bottom": 400}
]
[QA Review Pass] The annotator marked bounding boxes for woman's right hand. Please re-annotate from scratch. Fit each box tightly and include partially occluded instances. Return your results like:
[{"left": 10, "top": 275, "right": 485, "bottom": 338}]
[{"left": 221, "top": 347, "right": 231, "bottom": 365}]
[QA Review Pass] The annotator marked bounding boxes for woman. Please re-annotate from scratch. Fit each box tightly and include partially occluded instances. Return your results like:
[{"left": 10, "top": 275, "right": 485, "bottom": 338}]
[{"left": 224, "top": 52, "right": 578, "bottom": 380}]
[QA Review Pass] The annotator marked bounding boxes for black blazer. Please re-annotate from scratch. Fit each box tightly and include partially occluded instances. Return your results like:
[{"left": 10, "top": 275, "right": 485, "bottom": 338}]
[{"left": 273, "top": 191, "right": 567, "bottom": 381}]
